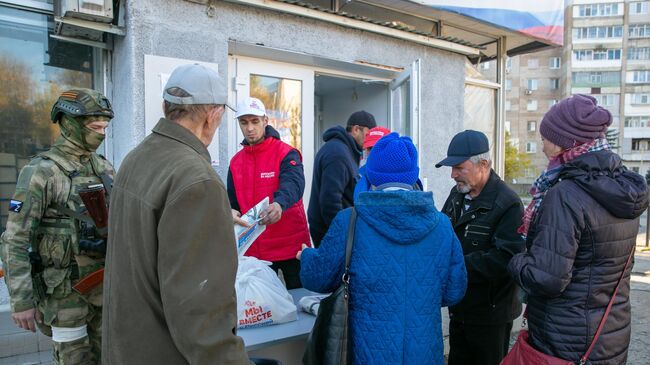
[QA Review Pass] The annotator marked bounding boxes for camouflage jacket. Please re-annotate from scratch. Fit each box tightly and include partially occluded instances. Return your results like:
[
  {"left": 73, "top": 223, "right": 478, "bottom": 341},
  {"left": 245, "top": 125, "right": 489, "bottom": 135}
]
[{"left": 0, "top": 137, "right": 114, "bottom": 312}]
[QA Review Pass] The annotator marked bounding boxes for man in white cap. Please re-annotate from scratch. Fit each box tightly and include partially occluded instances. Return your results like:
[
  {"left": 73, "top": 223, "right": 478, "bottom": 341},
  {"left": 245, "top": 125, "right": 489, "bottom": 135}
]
[
  {"left": 228, "top": 97, "right": 310, "bottom": 289},
  {"left": 103, "top": 64, "right": 251, "bottom": 364}
]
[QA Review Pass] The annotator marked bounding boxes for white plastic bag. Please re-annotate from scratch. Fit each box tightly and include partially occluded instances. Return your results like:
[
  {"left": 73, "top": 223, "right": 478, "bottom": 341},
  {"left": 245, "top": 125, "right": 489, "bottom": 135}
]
[{"left": 235, "top": 256, "right": 298, "bottom": 329}]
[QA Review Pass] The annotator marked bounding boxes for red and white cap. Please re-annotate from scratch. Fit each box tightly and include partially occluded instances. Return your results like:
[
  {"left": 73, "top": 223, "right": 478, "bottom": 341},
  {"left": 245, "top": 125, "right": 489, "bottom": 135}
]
[
  {"left": 235, "top": 97, "right": 266, "bottom": 118},
  {"left": 363, "top": 126, "right": 391, "bottom": 150}
]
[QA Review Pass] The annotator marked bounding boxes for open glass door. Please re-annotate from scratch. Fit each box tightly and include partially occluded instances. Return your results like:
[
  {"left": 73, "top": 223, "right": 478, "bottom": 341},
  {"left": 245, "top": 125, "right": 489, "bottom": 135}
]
[
  {"left": 231, "top": 57, "right": 315, "bottom": 207},
  {"left": 390, "top": 59, "right": 421, "bottom": 152}
]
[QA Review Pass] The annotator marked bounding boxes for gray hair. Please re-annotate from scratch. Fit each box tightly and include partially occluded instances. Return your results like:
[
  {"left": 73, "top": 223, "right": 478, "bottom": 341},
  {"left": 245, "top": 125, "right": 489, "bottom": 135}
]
[{"left": 468, "top": 151, "right": 492, "bottom": 166}]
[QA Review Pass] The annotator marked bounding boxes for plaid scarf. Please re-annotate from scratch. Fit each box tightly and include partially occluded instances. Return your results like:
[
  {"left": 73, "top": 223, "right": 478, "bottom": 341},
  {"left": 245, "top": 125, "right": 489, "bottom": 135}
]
[{"left": 517, "top": 138, "right": 610, "bottom": 238}]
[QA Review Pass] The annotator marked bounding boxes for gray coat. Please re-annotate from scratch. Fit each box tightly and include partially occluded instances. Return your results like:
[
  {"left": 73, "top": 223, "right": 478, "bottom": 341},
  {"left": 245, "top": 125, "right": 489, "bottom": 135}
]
[
  {"left": 508, "top": 150, "right": 648, "bottom": 365},
  {"left": 102, "top": 118, "right": 250, "bottom": 364}
]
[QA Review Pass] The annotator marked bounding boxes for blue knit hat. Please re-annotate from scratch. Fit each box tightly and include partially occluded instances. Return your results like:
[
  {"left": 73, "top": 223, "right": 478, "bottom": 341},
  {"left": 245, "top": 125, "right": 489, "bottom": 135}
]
[{"left": 365, "top": 132, "right": 419, "bottom": 187}]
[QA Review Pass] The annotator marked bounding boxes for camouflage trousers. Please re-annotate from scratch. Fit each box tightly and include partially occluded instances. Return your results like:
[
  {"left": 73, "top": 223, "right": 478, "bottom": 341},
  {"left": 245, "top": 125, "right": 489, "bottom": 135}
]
[{"left": 37, "top": 285, "right": 102, "bottom": 365}]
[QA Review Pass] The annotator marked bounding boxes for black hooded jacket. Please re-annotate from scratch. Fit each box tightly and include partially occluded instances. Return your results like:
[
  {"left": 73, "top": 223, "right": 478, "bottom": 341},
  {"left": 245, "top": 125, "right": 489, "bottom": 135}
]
[
  {"left": 307, "top": 126, "right": 361, "bottom": 245},
  {"left": 508, "top": 149, "right": 649, "bottom": 365}
]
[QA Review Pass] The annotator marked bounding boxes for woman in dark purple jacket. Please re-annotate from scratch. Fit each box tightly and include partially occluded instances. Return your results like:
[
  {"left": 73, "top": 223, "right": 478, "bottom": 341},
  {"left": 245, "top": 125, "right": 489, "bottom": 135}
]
[{"left": 508, "top": 94, "right": 648, "bottom": 365}]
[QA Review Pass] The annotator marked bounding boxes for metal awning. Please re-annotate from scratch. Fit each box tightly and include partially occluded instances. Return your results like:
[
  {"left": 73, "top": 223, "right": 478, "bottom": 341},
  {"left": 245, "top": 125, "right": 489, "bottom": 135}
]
[{"left": 361, "top": 0, "right": 560, "bottom": 60}]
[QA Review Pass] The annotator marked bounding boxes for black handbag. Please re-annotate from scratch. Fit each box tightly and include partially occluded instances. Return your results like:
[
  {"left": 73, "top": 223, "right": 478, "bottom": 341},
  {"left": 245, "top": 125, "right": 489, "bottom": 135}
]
[{"left": 302, "top": 208, "right": 356, "bottom": 365}]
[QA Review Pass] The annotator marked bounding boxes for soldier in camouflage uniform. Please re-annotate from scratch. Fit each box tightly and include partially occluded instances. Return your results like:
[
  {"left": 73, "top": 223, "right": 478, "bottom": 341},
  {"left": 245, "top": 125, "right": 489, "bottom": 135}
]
[{"left": 0, "top": 89, "right": 115, "bottom": 364}]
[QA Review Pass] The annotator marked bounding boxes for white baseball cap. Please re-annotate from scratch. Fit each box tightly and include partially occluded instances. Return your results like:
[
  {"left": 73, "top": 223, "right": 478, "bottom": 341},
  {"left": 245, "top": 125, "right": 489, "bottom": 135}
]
[{"left": 235, "top": 97, "right": 266, "bottom": 119}]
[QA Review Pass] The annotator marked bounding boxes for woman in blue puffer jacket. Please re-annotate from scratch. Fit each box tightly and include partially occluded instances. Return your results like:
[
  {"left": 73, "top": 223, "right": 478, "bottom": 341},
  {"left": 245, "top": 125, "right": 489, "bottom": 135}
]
[{"left": 298, "top": 133, "right": 467, "bottom": 365}]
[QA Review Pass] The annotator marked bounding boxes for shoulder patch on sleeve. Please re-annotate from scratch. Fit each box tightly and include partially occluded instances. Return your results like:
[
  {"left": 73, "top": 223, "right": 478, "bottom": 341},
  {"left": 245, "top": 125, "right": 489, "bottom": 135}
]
[{"left": 9, "top": 200, "right": 23, "bottom": 213}]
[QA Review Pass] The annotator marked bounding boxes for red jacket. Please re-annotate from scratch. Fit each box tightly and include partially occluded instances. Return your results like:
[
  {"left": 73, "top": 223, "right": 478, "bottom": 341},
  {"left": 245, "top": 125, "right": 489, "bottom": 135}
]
[{"left": 229, "top": 136, "right": 310, "bottom": 261}]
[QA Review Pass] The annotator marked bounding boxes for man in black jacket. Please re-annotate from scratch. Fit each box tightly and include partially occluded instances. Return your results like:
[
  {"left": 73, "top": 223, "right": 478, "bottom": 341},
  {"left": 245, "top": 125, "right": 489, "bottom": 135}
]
[
  {"left": 307, "top": 110, "right": 376, "bottom": 246},
  {"left": 436, "top": 130, "right": 525, "bottom": 365}
]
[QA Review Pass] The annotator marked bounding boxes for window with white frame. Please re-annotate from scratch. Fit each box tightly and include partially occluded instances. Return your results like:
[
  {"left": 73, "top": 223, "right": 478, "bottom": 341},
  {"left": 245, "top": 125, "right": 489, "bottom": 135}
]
[
  {"left": 629, "top": 24, "right": 650, "bottom": 38},
  {"left": 550, "top": 99, "right": 559, "bottom": 107},
  {"left": 527, "top": 59, "right": 539, "bottom": 69},
  {"left": 527, "top": 79, "right": 538, "bottom": 90},
  {"left": 549, "top": 57, "right": 561, "bottom": 69},
  {"left": 526, "top": 141, "right": 537, "bottom": 153},
  {"left": 632, "top": 139, "right": 650, "bottom": 151},
  {"left": 631, "top": 93, "right": 650, "bottom": 104},
  {"left": 576, "top": 3, "right": 620, "bottom": 17},
  {"left": 506, "top": 79, "right": 512, "bottom": 90},
  {"left": 549, "top": 78, "right": 559, "bottom": 90},
  {"left": 631, "top": 71, "right": 650, "bottom": 83},
  {"left": 573, "top": 25, "right": 623, "bottom": 39},
  {"left": 481, "top": 62, "right": 490, "bottom": 70},
  {"left": 505, "top": 100, "right": 511, "bottom": 111},
  {"left": 595, "top": 94, "right": 616, "bottom": 106},
  {"left": 574, "top": 50, "right": 593, "bottom": 60},
  {"left": 631, "top": 1, "right": 649, "bottom": 14},
  {"left": 628, "top": 47, "right": 650, "bottom": 60},
  {"left": 506, "top": 58, "right": 512, "bottom": 72},
  {"left": 574, "top": 49, "right": 621, "bottom": 61},
  {"left": 591, "top": 72, "right": 603, "bottom": 83},
  {"left": 528, "top": 121, "right": 537, "bottom": 132},
  {"left": 573, "top": 71, "right": 620, "bottom": 85},
  {"left": 505, "top": 121, "right": 511, "bottom": 134},
  {"left": 625, "top": 116, "right": 650, "bottom": 127},
  {"left": 527, "top": 100, "right": 538, "bottom": 111}
]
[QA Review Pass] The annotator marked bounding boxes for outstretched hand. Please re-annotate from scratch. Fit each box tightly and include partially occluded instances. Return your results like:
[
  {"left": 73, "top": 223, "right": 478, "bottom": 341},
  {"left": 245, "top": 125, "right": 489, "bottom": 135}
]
[
  {"left": 260, "top": 202, "right": 282, "bottom": 225},
  {"left": 232, "top": 209, "right": 250, "bottom": 227}
]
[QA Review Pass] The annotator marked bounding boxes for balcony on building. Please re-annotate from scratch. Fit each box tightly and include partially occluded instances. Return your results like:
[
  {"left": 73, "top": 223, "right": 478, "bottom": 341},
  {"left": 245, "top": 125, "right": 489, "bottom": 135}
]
[
  {"left": 627, "top": 46, "right": 650, "bottom": 67},
  {"left": 572, "top": 25, "right": 623, "bottom": 45},
  {"left": 572, "top": 71, "right": 621, "bottom": 94},
  {"left": 625, "top": 93, "right": 650, "bottom": 115},
  {"left": 572, "top": 2, "right": 625, "bottom": 19},
  {"left": 622, "top": 134, "right": 650, "bottom": 162},
  {"left": 628, "top": 23, "right": 650, "bottom": 40},
  {"left": 572, "top": 48, "right": 622, "bottom": 69},
  {"left": 630, "top": 1, "right": 650, "bottom": 24},
  {"left": 624, "top": 116, "right": 650, "bottom": 145}
]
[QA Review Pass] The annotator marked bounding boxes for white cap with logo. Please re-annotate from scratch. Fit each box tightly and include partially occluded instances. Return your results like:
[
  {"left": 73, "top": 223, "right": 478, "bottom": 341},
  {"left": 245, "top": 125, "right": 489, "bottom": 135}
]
[{"left": 235, "top": 97, "right": 267, "bottom": 119}]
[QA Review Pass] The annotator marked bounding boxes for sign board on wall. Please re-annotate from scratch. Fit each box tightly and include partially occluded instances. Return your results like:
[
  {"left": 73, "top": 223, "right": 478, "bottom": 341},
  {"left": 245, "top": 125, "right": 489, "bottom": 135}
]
[{"left": 144, "top": 55, "right": 220, "bottom": 165}]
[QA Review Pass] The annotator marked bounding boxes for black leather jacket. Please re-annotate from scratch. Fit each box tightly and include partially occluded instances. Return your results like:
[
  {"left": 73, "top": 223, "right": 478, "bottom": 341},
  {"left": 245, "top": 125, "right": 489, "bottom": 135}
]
[{"left": 442, "top": 170, "right": 525, "bottom": 325}]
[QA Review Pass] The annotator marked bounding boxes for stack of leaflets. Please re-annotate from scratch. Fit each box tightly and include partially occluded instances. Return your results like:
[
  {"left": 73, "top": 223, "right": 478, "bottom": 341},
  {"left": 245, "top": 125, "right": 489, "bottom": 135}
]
[{"left": 234, "top": 197, "right": 269, "bottom": 256}]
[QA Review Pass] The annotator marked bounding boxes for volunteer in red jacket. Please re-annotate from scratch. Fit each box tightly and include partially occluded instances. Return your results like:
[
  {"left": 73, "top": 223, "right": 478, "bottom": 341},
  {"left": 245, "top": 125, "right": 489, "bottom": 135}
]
[{"left": 228, "top": 97, "right": 311, "bottom": 289}]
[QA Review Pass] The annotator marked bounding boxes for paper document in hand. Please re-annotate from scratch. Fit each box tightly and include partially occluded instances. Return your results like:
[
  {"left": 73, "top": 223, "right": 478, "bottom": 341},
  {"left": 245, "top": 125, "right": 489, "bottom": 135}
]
[{"left": 234, "top": 197, "right": 269, "bottom": 255}]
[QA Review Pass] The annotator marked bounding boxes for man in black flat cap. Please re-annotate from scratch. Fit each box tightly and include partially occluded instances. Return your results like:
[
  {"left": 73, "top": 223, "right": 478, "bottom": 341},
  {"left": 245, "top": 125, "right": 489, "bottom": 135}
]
[
  {"left": 436, "top": 130, "right": 525, "bottom": 365},
  {"left": 307, "top": 110, "right": 376, "bottom": 246}
]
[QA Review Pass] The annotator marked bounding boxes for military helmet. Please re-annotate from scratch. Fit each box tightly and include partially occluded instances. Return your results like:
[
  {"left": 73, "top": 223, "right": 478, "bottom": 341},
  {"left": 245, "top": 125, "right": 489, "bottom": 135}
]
[{"left": 50, "top": 88, "right": 114, "bottom": 123}]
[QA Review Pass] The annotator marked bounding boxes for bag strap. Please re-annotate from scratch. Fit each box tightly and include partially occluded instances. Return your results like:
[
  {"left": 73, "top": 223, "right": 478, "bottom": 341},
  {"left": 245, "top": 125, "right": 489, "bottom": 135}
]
[
  {"left": 342, "top": 208, "right": 357, "bottom": 288},
  {"left": 579, "top": 247, "right": 635, "bottom": 365}
]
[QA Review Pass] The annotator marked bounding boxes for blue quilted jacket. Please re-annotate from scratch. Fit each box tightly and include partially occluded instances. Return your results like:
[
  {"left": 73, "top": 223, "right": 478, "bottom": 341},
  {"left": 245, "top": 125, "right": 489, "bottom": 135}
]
[{"left": 300, "top": 190, "right": 467, "bottom": 365}]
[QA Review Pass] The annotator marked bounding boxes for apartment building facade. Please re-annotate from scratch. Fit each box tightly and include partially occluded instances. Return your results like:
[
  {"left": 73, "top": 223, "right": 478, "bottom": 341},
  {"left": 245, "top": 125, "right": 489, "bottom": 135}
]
[
  {"left": 504, "top": 49, "right": 564, "bottom": 191},
  {"left": 565, "top": 0, "right": 650, "bottom": 174},
  {"left": 479, "top": 48, "right": 563, "bottom": 193}
]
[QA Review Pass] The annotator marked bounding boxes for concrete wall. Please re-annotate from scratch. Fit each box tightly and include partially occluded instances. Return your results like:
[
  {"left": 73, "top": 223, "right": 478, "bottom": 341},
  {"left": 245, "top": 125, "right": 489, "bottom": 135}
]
[{"left": 111, "top": 0, "right": 466, "bottom": 204}]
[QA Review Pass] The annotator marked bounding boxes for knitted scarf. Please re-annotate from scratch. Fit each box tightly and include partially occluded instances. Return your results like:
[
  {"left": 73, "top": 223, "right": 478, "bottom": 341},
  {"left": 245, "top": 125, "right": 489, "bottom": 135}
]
[{"left": 517, "top": 138, "right": 610, "bottom": 237}]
